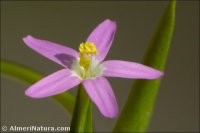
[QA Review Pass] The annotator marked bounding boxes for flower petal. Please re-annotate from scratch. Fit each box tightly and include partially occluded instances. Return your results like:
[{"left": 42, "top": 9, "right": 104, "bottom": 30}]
[
  {"left": 102, "top": 60, "right": 164, "bottom": 79},
  {"left": 83, "top": 77, "right": 118, "bottom": 118},
  {"left": 23, "top": 35, "right": 79, "bottom": 68},
  {"left": 25, "top": 69, "right": 81, "bottom": 98},
  {"left": 86, "top": 19, "right": 117, "bottom": 62}
]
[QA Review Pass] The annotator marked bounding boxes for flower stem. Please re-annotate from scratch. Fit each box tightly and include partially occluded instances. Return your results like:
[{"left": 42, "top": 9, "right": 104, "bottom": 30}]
[{"left": 70, "top": 85, "right": 93, "bottom": 132}]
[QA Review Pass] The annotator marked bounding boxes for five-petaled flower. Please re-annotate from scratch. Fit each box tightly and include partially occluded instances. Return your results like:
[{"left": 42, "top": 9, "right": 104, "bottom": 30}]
[{"left": 23, "top": 19, "right": 163, "bottom": 118}]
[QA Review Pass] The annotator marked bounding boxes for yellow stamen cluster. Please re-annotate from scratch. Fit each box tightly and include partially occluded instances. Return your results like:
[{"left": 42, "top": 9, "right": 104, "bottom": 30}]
[
  {"left": 79, "top": 42, "right": 98, "bottom": 70},
  {"left": 79, "top": 42, "right": 98, "bottom": 56}
]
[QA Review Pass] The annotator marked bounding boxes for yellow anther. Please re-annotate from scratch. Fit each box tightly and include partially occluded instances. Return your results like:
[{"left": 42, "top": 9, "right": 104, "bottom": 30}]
[{"left": 79, "top": 42, "right": 98, "bottom": 56}]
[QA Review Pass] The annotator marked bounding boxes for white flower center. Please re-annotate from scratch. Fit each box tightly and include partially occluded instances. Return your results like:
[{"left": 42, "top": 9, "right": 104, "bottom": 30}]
[
  {"left": 70, "top": 57, "right": 104, "bottom": 79},
  {"left": 70, "top": 42, "right": 104, "bottom": 79}
]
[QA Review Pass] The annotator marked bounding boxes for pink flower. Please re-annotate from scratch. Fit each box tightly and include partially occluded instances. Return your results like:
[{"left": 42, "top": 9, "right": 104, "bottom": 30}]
[{"left": 23, "top": 19, "right": 163, "bottom": 118}]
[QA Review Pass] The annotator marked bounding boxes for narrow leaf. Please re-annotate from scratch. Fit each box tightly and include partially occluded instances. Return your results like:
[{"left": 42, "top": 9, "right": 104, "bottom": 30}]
[
  {"left": 70, "top": 85, "right": 93, "bottom": 132},
  {"left": 1, "top": 59, "right": 75, "bottom": 115},
  {"left": 114, "top": 1, "right": 176, "bottom": 132}
]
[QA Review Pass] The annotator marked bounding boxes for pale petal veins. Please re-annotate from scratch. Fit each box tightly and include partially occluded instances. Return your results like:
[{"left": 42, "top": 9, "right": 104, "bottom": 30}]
[
  {"left": 25, "top": 69, "right": 81, "bottom": 98},
  {"left": 23, "top": 35, "right": 79, "bottom": 68},
  {"left": 87, "top": 19, "right": 117, "bottom": 62},
  {"left": 102, "top": 60, "right": 163, "bottom": 79},
  {"left": 83, "top": 77, "right": 118, "bottom": 118}
]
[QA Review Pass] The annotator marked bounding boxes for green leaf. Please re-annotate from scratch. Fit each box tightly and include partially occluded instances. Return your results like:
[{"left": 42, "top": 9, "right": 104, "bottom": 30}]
[
  {"left": 1, "top": 59, "right": 75, "bottom": 115},
  {"left": 114, "top": 0, "right": 176, "bottom": 132},
  {"left": 70, "top": 85, "right": 93, "bottom": 132}
]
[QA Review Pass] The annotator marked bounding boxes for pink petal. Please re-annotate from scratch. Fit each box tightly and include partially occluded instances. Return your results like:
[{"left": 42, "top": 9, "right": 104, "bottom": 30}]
[
  {"left": 102, "top": 60, "right": 164, "bottom": 79},
  {"left": 83, "top": 77, "right": 118, "bottom": 118},
  {"left": 86, "top": 19, "right": 117, "bottom": 62},
  {"left": 23, "top": 35, "right": 79, "bottom": 68},
  {"left": 25, "top": 69, "right": 81, "bottom": 98}
]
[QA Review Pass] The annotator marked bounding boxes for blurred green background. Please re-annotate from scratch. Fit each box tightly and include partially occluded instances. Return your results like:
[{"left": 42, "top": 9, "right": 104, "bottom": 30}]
[{"left": 1, "top": 1, "right": 199, "bottom": 132}]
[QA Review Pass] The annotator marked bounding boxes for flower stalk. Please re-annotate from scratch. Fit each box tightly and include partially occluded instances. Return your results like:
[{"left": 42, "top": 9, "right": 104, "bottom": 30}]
[{"left": 70, "top": 85, "right": 93, "bottom": 132}]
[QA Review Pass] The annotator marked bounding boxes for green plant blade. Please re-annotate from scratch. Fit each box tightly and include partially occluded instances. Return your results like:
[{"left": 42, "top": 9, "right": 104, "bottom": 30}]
[
  {"left": 1, "top": 59, "right": 75, "bottom": 115},
  {"left": 70, "top": 85, "right": 93, "bottom": 132},
  {"left": 114, "top": 1, "right": 176, "bottom": 132}
]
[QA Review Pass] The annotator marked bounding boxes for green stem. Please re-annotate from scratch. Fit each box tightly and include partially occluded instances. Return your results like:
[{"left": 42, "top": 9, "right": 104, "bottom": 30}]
[
  {"left": 70, "top": 85, "right": 93, "bottom": 132},
  {"left": 1, "top": 59, "right": 75, "bottom": 115}
]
